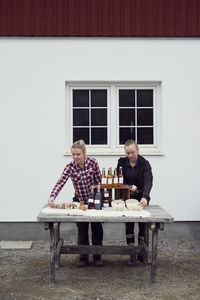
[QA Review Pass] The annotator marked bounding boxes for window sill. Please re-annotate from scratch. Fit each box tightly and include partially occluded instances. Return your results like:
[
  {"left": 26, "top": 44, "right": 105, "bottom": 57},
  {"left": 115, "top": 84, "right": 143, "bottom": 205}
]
[{"left": 64, "top": 148, "right": 164, "bottom": 156}]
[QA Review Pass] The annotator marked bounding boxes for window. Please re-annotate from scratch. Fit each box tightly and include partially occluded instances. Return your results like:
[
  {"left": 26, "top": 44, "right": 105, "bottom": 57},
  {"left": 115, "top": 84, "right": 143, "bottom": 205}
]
[
  {"left": 118, "top": 89, "right": 154, "bottom": 145},
  {"left": 73, "top": 89, "right": 108, "bottom": 145},
  {"left": 66, "top": 82, "right": 162, "bottom": 155}
]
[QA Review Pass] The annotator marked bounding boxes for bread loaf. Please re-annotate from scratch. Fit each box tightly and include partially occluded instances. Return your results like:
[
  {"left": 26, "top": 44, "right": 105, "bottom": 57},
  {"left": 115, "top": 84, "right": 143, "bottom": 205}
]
[
  {"left": 125, "top": 199, "right": 143, "bottom": 211},
  {"left": 111, "top": 200, "right": 126, "bottom": 211}
]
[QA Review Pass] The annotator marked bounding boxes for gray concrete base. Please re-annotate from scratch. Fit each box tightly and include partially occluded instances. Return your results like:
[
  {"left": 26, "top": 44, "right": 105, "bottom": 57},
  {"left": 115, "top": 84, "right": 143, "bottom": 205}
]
[{"left": 0, "top": 221, "right": 200, "bottom": 241}]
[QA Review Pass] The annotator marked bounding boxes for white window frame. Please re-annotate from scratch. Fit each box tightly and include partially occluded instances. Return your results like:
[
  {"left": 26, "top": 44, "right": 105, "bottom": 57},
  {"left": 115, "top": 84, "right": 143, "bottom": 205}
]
[{"left": 65, "top": 81, "right": 163, "bottom": 156}]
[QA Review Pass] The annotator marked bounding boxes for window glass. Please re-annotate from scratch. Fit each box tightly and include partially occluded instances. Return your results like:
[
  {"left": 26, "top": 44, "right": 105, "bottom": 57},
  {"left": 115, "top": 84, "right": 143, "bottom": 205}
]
[
  {"left": 73, "top": 109, "right": 89, "bottom": 126},
  {"left": 119, "top": 128, "right": 135, "bottom": 144},
  {"left": 137, "top": 90, "right": 153, "bottom": 107},
  {"left": 119, "top": 109, "right": 135, "bottom": 126},
  {"left": 119, "top": 89, "right": 154, "bottom": 145},
  {"left": 91, "top": 90, "right": 107, "bottom": 107},
  {"left": 72, "top": 89, "right": 108, "bottom": 145},
  {"left": 91, "top": 128, "right": 107, "bottom": 144},
  {"left": 137, "top": 109, "right": 153, "bottom": 126},
  {"left": 91, "top": 109, "right": 107, "bottom": 126},
  {"left": 73, "top": 128, "right": 89, "bottom": 144},
  {"left": 119, "top": 90, "right": 135, "bottom": 107},
  {"left": 73, "top": 90, "right": 89, "bottom": 107},
  {"left": 137, "top": 128, "right": 153, "bottom": 144}
]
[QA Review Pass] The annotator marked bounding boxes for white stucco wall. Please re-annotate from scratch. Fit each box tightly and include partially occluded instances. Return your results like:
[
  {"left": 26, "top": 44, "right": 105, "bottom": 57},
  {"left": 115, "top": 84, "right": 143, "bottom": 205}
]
[{"left": 0, "top": 37, "right": 200, "bottom": 221}]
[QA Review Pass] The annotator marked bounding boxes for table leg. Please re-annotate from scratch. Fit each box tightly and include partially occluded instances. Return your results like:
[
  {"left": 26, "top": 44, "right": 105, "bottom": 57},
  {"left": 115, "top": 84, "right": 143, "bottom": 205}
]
[
  {"left": 49, "top": 222, "right": 56, "bottom": 284},
  {"left": 54, "top": 223, "right": 63, "bottom": 268},
  {"left": 151, "top": 223, "right": 158, "bottom": 283},
  {"left": 141, "top": 223, "right": 150, "bottom": 265},
  {"left": 144, "top": 223, "right": 149, "bottom": 246}
]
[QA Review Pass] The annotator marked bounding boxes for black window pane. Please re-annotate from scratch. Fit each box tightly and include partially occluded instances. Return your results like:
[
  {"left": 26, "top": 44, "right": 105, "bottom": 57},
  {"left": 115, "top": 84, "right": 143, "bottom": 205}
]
[
  {"left": 91, "top": 90, "right": 107, "bottom": 107},
  {"left": 137, "top": 128, "right": 153, "bottom": 144},
  {"left": 73, "top": 109, "right": 89, "bottom": 126},
  {"left": 119, "top": 90, "right": 135, "bottom": 107},
  {"left": 137, "top": 109, "right": 153, "bottom": 126},
  {"left": 119, "top": 109, "right": 135, "bottom": 126},
  {"left": 119, "top": 128, "right": 135, "bottom": 145},
  {"left": 137, "top": 90, "right": 153, "bottom": 107},
  {"left": 91, "top": 128, "right": 107, "bottom": 144},
  {"left": 73, "top": 90, "right": 89, "bottom": 107},
  {"left": 91, "top": 109, "right": 107, "bottom": 126},
  {"left": 73, "top": 128, "right": 89, "bottom": 144}
]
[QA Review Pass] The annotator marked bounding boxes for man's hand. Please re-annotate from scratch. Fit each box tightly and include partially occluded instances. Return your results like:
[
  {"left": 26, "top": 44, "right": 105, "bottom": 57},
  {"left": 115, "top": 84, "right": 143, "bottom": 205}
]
[
  {"left": 48, "top": 197, "right": 55, "bottom": 207},
  {"left": 139, "top": 197, "right": 147, "bottom": 208},
  {"left": 130, "top": 185, "right": 137, "bottom": 193}
]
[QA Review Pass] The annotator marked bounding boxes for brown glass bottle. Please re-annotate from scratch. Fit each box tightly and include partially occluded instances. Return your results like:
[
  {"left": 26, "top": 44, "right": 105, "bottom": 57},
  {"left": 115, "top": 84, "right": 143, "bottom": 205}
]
[
  {"left": 107, "top": 167, "right": 113, "bottom": 187},
  {"left": 118, "top": 166, "right": 124, "bottom": 187},
  {"left": 113, "top": 168, "right": 119, "bottom": 187},
  {"left": 101, "top": 168, "right": 107, "bottom": 187}
]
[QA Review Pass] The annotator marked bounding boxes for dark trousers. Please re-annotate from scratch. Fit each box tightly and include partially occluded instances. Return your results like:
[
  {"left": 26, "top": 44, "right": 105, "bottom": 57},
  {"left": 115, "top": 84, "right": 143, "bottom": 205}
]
[
  {"left": 125, "top": 222, "right": 145, "bottom": 244},
  {"left": 76, "top": 222, "right": 103, "bottom": 261},
  {"left": 126, "top": 193, "right": 145, "bottom": 244}
]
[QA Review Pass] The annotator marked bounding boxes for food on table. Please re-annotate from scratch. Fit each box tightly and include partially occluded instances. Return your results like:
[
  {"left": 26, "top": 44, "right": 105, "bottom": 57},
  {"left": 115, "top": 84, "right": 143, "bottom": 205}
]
[
  {"left": 54, "top": 204, "right": 61, "bottom": 209},
  {"left": 61, "top": 203, "right": 66, "bottom": 209},
  {"left": 79, "top": 201, "right": 86, "bottom": 211},
  {"left": 111, "top": 199, "right": 126, "bottom": 211},
  {"left": 68, "top": 202, "right": 79, "bottom": 209},
  {"left": 52, "top": 202, "right": 80, "bottom": 209},
  {"left": 125, "top": 199, "right": 143, "bottom": 211}
]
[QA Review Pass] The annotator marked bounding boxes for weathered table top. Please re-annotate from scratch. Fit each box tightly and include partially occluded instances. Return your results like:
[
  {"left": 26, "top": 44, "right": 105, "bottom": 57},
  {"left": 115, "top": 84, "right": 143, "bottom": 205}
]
[{"left": 37, "top": 205, "right": 174, "bottom": 223}]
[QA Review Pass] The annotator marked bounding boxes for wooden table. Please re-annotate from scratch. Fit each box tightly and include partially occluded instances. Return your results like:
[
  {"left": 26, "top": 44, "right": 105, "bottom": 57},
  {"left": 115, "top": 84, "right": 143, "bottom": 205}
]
[{"left": 37, "top": 205, "right": 174, "bottom": 284}]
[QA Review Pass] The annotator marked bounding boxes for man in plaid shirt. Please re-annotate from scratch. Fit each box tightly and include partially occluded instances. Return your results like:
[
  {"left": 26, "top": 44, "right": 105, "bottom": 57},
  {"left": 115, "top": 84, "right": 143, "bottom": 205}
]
[{"left": 48, "top": 140, "right": 103, "bottom": 267}]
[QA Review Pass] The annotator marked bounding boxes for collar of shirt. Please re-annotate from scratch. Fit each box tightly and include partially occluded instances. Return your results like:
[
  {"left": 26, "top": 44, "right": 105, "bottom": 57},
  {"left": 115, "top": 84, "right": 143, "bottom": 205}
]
[{"left": 125, "top": 157, "right": 139, "bottom": 168}]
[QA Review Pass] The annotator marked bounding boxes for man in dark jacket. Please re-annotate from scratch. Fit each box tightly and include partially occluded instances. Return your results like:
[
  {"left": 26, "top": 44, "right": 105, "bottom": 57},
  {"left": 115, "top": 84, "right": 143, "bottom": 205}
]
[{"left": 117, "top": 139, "right": 153, "bottom": 266}]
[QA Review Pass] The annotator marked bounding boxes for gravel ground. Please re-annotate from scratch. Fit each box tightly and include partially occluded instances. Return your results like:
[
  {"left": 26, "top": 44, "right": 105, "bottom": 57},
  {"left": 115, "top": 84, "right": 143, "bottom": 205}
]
[{"left": 0, "top": 238, "right": 200, "bottom": 300}]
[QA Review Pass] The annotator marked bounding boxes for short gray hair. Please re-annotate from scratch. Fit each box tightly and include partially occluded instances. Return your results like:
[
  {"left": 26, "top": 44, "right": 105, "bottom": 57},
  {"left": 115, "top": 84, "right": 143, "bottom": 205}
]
[{"left": 124, "top": 139, "right": 139, "bottom": 150}]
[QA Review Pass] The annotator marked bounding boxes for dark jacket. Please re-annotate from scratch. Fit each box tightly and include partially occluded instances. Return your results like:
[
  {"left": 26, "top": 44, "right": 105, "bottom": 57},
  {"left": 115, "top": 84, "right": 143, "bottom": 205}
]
[{"left": 117, "top": 155, "right": 153, "bottom": 203}]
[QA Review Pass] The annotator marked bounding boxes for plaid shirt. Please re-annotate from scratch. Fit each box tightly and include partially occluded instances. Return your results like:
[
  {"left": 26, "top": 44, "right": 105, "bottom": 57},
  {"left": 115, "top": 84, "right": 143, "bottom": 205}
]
[{"left": 50, "top": 157, "right": 101, "bottom": 203}]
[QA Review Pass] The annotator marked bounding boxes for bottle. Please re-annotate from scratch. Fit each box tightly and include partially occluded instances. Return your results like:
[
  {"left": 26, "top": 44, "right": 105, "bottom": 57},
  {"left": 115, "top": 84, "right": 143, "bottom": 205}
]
[
  {"left": 101, "top": 168, "right": 107, "bottom": 187},
  {"left": 103, "top": 188, "right": 110, "bottom": 208},
  {"left": 118, "top": 166, "right": 124, "bottom": 187},
  {"left": 113, "top": 168, "right": 118, "bottom": 187},
  {"left": 107, "top": 167, "right": 113, "bottom": 187},
  {"left": 94, "top": 185, "right": 102, "bottom": 210},
  {"left": 88, "top": 186, "right": 95, "bottom": 209}
]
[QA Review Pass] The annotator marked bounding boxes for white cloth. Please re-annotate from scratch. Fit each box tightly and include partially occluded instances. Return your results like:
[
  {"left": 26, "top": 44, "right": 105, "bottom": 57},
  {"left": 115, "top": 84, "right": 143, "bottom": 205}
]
[{"left": 40, "top": 207, "right": 151, "bottom": 218}]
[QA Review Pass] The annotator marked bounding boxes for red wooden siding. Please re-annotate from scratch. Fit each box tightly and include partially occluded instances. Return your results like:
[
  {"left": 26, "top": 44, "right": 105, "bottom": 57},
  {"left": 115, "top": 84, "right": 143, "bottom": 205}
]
[{"left": 0, "top": 0, "right": 200, "bottom": 37}]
